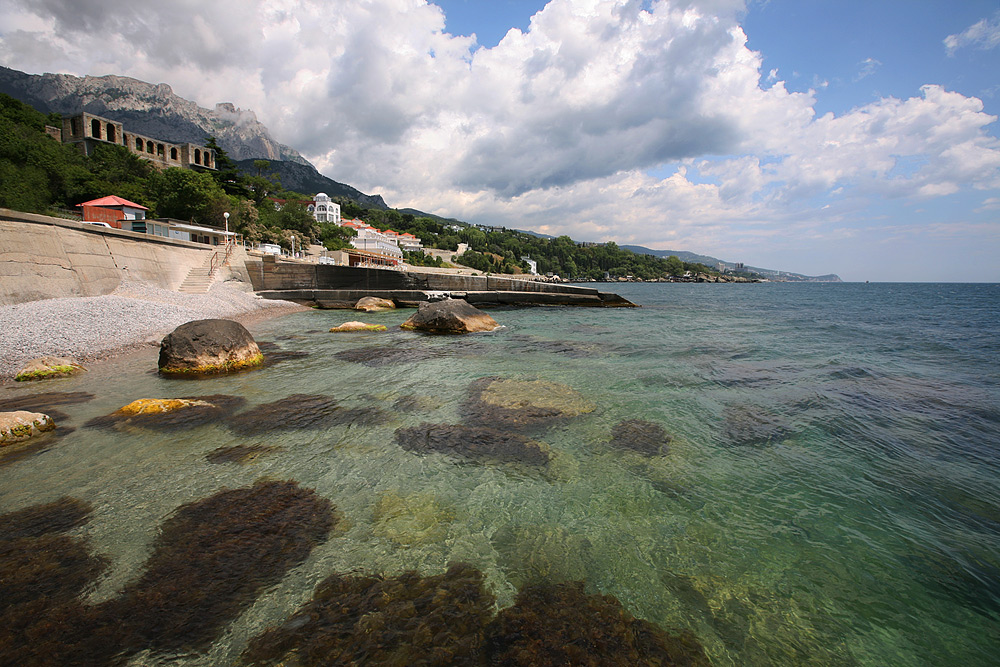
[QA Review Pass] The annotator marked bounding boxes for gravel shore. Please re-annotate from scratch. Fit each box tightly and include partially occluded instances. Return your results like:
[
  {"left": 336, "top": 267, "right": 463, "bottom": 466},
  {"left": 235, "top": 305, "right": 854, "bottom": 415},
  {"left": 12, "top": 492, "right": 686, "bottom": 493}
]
[{"left": 0, "top": 279, "right": 306, "bottom": 380}]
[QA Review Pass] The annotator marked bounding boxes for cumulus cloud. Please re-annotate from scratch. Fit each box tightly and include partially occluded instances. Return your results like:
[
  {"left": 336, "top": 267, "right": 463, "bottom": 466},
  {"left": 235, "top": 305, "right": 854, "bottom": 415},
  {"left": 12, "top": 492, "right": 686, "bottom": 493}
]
[
  {"left": 944, "top": 14, "right": 1000, "bottom": 55},
  {"left": 0, "top": 0, "right": 998, "bottom": 275}
]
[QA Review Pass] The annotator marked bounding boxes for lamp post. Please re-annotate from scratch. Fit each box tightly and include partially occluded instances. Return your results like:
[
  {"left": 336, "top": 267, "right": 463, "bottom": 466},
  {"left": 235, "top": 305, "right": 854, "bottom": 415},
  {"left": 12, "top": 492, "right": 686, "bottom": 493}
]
[
  {"left": 291, "top": 235, "right": 296, "bottom": 259},
  {"left": 223, "top": 212, "right": 230, "bottom": 246}
]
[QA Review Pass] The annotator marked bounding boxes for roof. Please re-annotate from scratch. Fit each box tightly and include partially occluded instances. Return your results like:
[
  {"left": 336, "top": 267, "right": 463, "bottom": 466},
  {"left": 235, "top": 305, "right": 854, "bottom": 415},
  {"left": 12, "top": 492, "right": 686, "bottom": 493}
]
[{"left": 77, "top": 196, "right": 149, "bottom": 210}]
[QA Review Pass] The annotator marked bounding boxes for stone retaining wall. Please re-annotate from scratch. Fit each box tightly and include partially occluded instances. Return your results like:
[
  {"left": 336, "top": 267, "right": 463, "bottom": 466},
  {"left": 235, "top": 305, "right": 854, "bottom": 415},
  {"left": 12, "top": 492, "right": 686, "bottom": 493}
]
[{"left": 0, "top": 209, "right": 216, "bottom": 305}]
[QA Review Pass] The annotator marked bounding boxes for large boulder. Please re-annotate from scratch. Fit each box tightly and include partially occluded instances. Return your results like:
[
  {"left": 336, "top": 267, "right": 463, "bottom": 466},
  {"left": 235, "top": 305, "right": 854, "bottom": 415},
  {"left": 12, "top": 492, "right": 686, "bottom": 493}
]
[
  {"left": 400, "top": 299, "right": 499, "bottom": 334},
  {"left": 355, "top": 296, "right": 396, "bottom": 312},
  {"left": 14, "top": 357, "right": 86, "bottom": 382},
  {"left": 0, "top": 411, "right": 55, "bottom": 445},
  {"left": 158, "top": 319, "right": 263, "bottom": 375}
]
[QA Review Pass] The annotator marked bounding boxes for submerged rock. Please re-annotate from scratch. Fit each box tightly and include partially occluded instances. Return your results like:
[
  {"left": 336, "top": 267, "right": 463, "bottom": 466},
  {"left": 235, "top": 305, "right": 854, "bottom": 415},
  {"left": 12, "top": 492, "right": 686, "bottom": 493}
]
[
  {"left": 226, "top": 394, "right": 388, "bottom": 435},
  {"left": 0, "top": 410, "right": 55, "bottom": 445},
  {"left": 354, "top": 296, "right": 396, "bottom": 312},
  {"left": 400, "top": 298, "right": 499, "bottom": 334},
  {"left": 205, "top": 444, "right": 282, "bottom": 464},
  {"left": 330, "top": 321, "right": 388, "bottom": 332},
  {"left": 464, "top": 377, "right": 596, "bottom": 430},
  {"left": 335, "top": 346, "right": 437, "bottom": 366},
  {"left": 158, "top": 319, "right": 263, "bottom": 375},
  {"left": 396, "top": 422, "right": 551, "bottom": 466},
  {"left": 14, "top": 356, "right": 86, "bottom": 382},
  {"left": 373, "top": 490, "right": 455, "bottom": 546},
  {"left": 485, "top": 581, "right": 711, "bottom": 666},
  {"left": 722, "top": 405, "right": 791, "bottom": 447},
  {"left": 84, "top": 395, "right": 246, "bottom": 432},
  {"left": 241, "top": 562, "right": 495, "bottom": 667},
  {"left": 609, "top": 419, "right": 672, "bottom": 457}
]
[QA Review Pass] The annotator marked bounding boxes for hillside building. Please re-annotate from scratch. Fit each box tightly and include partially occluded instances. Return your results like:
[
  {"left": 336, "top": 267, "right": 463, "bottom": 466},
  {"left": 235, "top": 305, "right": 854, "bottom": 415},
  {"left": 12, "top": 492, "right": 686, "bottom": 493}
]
[
  {"left": 77, "top": 196, "right": 148, "bottom": 229},
  {"left": 59, "top": 112, "right": 216, "bottom": 170},
  {"left": 306, "top": 193, "right": 341, "bottom": 224}
]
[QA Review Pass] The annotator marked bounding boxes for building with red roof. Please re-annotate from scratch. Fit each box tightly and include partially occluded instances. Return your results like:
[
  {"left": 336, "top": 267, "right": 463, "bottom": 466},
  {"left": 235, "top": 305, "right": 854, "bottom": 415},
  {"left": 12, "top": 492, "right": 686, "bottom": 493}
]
[{"left": 76, "top": 196, "right": 149, "bottom": 229}]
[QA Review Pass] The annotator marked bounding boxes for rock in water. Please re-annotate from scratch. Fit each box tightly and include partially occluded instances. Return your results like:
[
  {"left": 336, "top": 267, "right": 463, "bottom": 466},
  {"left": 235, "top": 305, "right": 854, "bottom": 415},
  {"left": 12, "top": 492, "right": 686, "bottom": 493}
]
[
  {"left": 400, "top": 298, "right": 499, "bottom": 334},
  {"left": 14, "top": 357, "right": 86, "bottom": 382},
  {"left": 354, "top": 296, "right": 396, "bottom": 312},
  {"left": 329, "top": 321, "right": 388, "bottom": 332},
  {"left": 609, "top": 419, "right": 672, "bottom": 456},
  {"left": 0, "top": 411, "right": 56, "bottom": 445},
  {"left": 158, "top": 319, "right": 263, "bottom": 375}
]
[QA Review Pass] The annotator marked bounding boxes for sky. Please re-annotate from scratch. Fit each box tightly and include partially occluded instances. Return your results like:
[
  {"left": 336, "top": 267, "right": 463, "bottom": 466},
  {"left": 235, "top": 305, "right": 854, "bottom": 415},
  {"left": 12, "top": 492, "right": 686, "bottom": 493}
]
[{"left": 1, "top": 0, "right": 998, "bottom": 281}]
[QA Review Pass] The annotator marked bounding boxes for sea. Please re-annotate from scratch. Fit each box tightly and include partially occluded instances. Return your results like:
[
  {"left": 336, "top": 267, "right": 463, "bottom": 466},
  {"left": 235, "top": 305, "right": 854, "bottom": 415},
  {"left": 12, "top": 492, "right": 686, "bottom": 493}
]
[{"left": 1, "top": 282, "right": 998, "bottom": 666}]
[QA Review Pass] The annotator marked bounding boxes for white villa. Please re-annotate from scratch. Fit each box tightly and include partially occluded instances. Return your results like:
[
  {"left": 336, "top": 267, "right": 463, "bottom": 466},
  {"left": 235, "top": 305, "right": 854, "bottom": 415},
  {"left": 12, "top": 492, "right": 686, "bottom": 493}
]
[{"left": 307, "top": 193, "right": 341, "bottom": 224}]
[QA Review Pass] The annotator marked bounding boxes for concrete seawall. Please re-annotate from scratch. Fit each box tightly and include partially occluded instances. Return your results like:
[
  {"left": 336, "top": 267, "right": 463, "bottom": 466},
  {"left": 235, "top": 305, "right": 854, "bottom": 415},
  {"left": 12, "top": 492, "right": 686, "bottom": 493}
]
[
  {"left": 247, "top": 259, "right": 636, "bottom": 307},
  {"left": 1, "top": 209, "right": 219, "bottom": 305}
]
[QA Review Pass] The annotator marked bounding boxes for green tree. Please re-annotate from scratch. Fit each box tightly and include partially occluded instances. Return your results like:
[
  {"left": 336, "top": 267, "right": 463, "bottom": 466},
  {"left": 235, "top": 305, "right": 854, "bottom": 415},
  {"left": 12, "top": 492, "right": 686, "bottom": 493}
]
[{"left": 148, "top": 168, "right": 229, "bottom": 222}]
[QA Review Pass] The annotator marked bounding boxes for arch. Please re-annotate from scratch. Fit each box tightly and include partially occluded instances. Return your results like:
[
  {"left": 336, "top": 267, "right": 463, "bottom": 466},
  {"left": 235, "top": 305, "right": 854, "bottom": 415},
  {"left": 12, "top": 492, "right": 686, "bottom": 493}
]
[
  {"left": 157, "top": 144, "right": 165, "bottom": 157},
  {"left": 195, "top": 149, "right": 201, "bottom": 164},
  {"left": 91, "top": 118, "right": 101, "bottom": 139},
  {"left": 135, "top": 137, "right": 143, "bottom": 151},
  {"left": 170, "top": 147, "right": 178, "bottom": 160},
  {"left": 106, "top": 124, "right": 116, "bottom": 143},
  {"left": 146, "top": 140, "right": 154, "bottom": 153}
]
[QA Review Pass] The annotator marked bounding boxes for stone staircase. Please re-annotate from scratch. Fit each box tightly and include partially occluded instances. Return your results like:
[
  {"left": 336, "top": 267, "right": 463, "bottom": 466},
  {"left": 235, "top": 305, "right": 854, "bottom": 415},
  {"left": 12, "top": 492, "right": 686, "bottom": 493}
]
[{"left": 177, "top": 245, "right": 240, "bottom": 294}]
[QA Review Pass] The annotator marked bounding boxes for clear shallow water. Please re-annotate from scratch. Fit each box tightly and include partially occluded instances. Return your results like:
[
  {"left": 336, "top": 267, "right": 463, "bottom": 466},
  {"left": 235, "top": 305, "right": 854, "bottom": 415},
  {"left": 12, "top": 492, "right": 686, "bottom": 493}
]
[{"left": 2, "top": 282, "right": 998, "bottom": 665}]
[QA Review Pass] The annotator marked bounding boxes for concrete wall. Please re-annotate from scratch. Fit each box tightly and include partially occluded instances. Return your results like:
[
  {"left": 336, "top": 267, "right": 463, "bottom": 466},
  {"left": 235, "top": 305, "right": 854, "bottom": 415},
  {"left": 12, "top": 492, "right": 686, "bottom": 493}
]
[{"left": 0, "top": 209, "right": 217, "bottom": 305}]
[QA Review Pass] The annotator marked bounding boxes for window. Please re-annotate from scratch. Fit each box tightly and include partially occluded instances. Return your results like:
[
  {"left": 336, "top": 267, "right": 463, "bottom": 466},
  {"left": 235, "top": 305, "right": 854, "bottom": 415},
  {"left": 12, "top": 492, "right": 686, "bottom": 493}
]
[
  {"left": 146, "top": 140, "right": 154, "bottom": 153},
  {"left": 106, "top": 125, "right": 116, "bottom": 143},
  {"left": 135, "top": 137, "right": 143, "bottom": 151},
  {"left": 170, "top": 147, "right": 178, "bottom": 160},
  {"left": 157, "top": 144, "right": 165, "bottom": 156},
  {"left": 194, "top": 149, "right": 201, "bottom": 164},
  {"left": 91, "top": 119, "right": 101, "bottom": 139}
]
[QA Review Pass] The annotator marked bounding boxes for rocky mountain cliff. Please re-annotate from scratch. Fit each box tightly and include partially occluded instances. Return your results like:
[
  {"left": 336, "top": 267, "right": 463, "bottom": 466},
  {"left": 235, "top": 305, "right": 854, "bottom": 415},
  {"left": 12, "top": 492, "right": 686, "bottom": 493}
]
[{"left": 0, "top": 66, "right": 307, "bottom": 164}]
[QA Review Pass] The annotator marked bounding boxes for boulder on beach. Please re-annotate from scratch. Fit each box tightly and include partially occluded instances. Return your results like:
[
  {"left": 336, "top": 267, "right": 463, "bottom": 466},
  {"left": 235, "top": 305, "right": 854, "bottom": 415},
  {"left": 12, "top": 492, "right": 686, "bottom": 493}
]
[
  {"left": 14, "top": 357, "right": 86, "bottom": 382},
  {"left": 329, "top": 321, "right": 388, "bottom": 333},
  {"left": 400, "top": 298, "right": 499, "bottom": 334},
  {"left": 0, "top": 411, "right": 56, "bottom": 445},
  {"left": 354, "top": 296, "right": 396, "bottom": 312},
  {"left": 158, "top": 319, "right": 263, "bottom": 375}
]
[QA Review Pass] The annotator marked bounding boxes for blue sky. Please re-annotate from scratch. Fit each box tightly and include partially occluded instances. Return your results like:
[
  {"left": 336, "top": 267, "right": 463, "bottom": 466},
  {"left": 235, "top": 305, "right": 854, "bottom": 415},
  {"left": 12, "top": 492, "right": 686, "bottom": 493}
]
[{"left": 1, "top": 0, "right": 998, "bottom": 280}]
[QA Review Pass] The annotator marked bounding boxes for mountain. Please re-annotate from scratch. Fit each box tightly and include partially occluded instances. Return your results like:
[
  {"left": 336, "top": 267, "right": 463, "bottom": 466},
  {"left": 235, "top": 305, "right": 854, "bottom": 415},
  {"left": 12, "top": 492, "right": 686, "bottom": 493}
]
[
  {"left": 237, "top": 159, "right": 388, "bottom": 210},
  {"left": 0, "top": 66, "right": 306, "bottom": 164},
  {"left": 621, "top": 245, "right": 842, "bottom": 282}
]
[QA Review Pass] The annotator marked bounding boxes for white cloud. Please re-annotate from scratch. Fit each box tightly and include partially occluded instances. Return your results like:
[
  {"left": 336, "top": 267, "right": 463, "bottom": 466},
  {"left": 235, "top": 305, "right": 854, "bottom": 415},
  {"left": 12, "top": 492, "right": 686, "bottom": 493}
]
[
  {"left": 0, "top": 0, "right": 998, "bottom": 278},
  {"left": 944, "top": 14, "right": 1000, "bottom": 55},
  {"left": 854, "top": 57, "right": 881, "bottom": 81}
]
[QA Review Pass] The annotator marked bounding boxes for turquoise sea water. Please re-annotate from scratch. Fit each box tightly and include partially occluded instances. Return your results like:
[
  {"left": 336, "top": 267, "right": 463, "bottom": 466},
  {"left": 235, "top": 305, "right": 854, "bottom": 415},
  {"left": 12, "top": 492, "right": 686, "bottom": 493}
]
[{"left": 1, "top": 282, "right": 999, "bottom": 665}]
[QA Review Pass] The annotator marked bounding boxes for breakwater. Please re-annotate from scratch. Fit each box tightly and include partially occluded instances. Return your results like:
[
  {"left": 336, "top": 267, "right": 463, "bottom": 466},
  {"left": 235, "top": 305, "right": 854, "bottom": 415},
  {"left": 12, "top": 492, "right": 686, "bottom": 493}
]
[{"left": 247, "top": 258, "right": 636, "bottom": 307}]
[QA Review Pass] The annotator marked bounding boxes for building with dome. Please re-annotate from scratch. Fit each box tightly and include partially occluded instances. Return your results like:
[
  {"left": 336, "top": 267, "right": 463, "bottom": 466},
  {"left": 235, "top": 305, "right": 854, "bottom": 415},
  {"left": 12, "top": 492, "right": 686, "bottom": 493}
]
[{"left": 307, "top": 193, "right": 341, "bottom": 224}]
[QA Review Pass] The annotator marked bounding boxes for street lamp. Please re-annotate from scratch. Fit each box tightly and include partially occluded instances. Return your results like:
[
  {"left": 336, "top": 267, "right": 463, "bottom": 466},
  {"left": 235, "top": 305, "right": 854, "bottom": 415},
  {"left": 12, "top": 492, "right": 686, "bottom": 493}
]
[
  {"left": 291, "top": 235, "right": 296, "bottom": 259},
  {"left": 223, "top": 212, "right": 230, "bottom": 246}
]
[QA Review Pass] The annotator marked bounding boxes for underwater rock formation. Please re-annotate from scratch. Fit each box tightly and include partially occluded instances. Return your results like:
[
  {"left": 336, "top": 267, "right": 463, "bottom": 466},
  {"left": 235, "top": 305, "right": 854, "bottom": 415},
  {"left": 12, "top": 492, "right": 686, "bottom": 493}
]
[
  {"left": 241, "top": 562, "right": 496, "bottom": 666},
  {"left": 205, "top": 444, "right": 281, "bottom": 464},
  {"left": 396, "top": 422, "right": 551, "bottom": 467},
  {"left": 103, "top": 480, "right": 336, "bottom": 655},
  {"left": 464, "top": 377, "right": 596, "bottom": 430},
  {"left": 373, "top": 490, "right": 456, "bottom": 546},
  {"left": 722, "top": 405, "right": 791, "bottom": 447},
  {"left": 227, "top": 394, "right": 388, "bottom": 435},
  {"left": 84, "top": 394, "right": 246, "bottom": 432},
  {"left": 158, "top": 318, "right": 264, "bottom": 375},
  {"left": 609, "top": 419, "right": 673, "bottom": 457},
  {"left": 335, "top": 346, "right": 438, "bottom": 366},
  {"left": 0, "top": 391, "right": 94, "bottom": 423},
  {"left": 0, "top": 482, "right": 337, "bottom": 666},
  {"left": 485, "top": 580, "right": 710, "bottom": 666}
]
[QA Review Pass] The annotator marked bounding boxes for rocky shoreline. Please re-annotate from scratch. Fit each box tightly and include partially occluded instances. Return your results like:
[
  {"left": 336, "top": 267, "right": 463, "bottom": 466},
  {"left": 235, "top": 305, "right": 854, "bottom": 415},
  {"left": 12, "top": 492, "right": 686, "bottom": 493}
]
[{"left": 0, "top": 279, "right": 305, "bottom": 381}]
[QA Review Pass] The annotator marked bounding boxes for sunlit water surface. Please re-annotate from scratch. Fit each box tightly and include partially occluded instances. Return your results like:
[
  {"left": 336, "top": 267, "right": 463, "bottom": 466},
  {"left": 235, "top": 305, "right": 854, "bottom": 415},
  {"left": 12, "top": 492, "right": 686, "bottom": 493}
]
[{"left": 2, "top": 282, "right": 998, "bottom": 665}]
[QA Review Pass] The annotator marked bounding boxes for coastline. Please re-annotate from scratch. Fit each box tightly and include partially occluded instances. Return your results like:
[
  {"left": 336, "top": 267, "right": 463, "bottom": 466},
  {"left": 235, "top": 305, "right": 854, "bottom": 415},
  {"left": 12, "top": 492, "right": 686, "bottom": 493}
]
[{"left": 0, "top": 279, "right": 306, "bottom": 382}]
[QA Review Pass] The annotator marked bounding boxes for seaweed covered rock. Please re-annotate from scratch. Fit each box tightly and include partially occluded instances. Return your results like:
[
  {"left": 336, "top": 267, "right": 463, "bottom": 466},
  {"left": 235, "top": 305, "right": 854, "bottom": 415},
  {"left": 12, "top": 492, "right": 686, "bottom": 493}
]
[
  {"left": 354, "top": 296, "right": 396, "bottom": 312},
  {"left": 400, "top": 298, "right": 499, "bottom": 334},
  {"left": 84, "top": 395, "right": 246, "bottom": 432},
  {"left": 0, "top": 410, "right": 55, "bottom": 445},
  {"left": 396, "top": 422, "right": 551, "bottom": 467},
  {"left": 335, "top": 346, "right": 437, "bottom": 366},
  {"left": 226, "top": 394, "right": 388, "bottom": 435},
  {"left": 205, "top": 444, "right": 281, "bottom": 464},
  {"left": 485, "top": 581, "right": 711, "bottom": 666},
  {"left": 330, "top": 321, "right": 388, "bottom": 332},
  {"left": 464, "top": 377, "right": 596, "bottom": 430},
  {"left": 104, "top": 480, "right": 337, "bottom": 655},
  {"left": 14, "top": 356, "right": 86, "bottom": 382},
  {"left": 242, "top": 562, "right": 495, "bottom": 667},
  {"left": 609, "top": 419, "right": 673, "bottom": 457},
  {"left": 158, "top": 319, "right": 263, "bottom": 375},
  {"left": 722, "top": 405, "right": 790, "bottom": 447}
]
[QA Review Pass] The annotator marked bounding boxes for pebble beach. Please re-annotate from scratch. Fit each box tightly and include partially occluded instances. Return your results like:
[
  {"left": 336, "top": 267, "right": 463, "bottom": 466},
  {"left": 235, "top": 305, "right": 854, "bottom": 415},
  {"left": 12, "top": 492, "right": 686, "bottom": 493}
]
[{"left": 0, "top": 279, "right": 305, "bottom": 380}]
